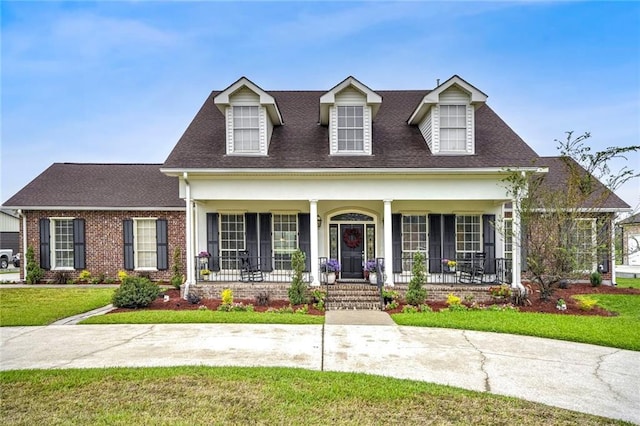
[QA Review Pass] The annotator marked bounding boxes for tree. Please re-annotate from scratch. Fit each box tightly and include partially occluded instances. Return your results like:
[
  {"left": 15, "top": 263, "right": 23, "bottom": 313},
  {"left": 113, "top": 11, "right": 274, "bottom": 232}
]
[
  {"left": 288, "top": 249, "right": 308, "bottom": 305},
  {"left": 405, "top": 251, "right": 427, "bottom": 305},
  {"left": 504, "top": 132, "right": 639, "bottom": 301}
]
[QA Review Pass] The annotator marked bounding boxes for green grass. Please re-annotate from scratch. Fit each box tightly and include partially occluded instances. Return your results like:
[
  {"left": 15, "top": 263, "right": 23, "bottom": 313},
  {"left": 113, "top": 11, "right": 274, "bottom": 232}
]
[
  {"left": 0, "top": 367, "right": 627, "bottom": 425},
  {"left": 393, "top": 295, "right": 640, "bottom": 351},
  {"left": 617, "top": 277, "right": 640, "bottom": 289},
  {"left": 81, "top": 309, "right": 324, "bottom": 325},
  {"left": 0, "top": 288, "right": 114, "bottom": 326}
]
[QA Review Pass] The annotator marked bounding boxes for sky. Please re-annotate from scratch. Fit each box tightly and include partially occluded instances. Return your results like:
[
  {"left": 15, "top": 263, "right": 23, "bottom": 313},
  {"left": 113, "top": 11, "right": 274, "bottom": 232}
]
[{"left": 1, "top": 1, "right": 639, "bottom": 211}]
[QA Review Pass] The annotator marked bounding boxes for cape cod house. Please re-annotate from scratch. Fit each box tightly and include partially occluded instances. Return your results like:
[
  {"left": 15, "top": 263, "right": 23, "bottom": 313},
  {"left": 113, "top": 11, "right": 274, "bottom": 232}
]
[{"left": 3, "top": 75, "right": 629, "bottom": 292}]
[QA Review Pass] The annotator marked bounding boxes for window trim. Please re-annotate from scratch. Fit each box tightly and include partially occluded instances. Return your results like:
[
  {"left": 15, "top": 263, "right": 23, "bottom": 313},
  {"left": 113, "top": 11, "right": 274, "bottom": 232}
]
[
  {"left": 220, "top": 213, "right": 246, "bottom": 270},
  {"left": 272, "top": 213, "right": 298, "bottom": 271},
  {"left": 50, "top": 217, "right": 75, "bottom": 271},
  {"left": 232, "top": 105, "right": 261, "bottom": 154},
  {"left": 571, "top": 218, "right": 597, "bottom": 273},
  {"left": 401, "top": 214, "right": 427, "bottom": 272},
  {"left": 455, "top": 215, "right": 482, "bottom": 258},
  {"left": 438, "top": 104, "right": 468, "bottom": 153},
  {"left": 133, "top": 217, "right": 158, "bottom": 271},
  {"left": 336, "top": 105, "right": 365, "bottom": 153}
]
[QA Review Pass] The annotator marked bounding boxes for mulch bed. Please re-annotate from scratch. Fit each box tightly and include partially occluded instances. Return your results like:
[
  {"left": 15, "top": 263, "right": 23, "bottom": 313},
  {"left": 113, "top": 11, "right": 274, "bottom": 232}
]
[{"left": 111, "top": 284, "right": 639, "bottom": 318}]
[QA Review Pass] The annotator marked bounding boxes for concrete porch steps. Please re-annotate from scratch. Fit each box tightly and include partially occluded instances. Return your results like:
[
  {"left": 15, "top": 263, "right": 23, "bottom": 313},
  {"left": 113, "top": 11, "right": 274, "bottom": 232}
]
[{"left": 326, "top": 283, "right": 382, "bottom": 310}]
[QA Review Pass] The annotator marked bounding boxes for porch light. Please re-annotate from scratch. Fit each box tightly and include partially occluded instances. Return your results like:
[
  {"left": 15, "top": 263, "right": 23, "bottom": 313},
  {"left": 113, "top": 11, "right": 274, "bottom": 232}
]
[{"left": 317, "top": 215, "right": 322, "bottom": 228}]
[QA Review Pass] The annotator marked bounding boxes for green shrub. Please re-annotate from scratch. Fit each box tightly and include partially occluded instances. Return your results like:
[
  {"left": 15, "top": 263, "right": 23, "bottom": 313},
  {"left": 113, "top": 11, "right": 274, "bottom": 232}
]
[
  {"left": 221, "top": 288, "right": 234, "bottom": 305},
  {"left": 402, "top": 305, "right": 419, "bottom": 314},
  {"left": 578, "top": 297, "right": 598, "bottom": 311},
  {"left": 25, "top": 246, "right": 44, "bottom": 284},
  {"left": 446, "top": 293, "right": 461, "bottom": 306},
  {"left": 111, "top": 276, "right": 160, "bottom": 309},
  {"left": 590, "top": 271, "right": 602, "bottom": 287},
  {"left": 78, "top": 270, "right": 92, "bottom": 282},
  {"left": 171, "top": 247, "right": 184, "bottom": 289},
  {"left": 288, "top": 249, "right": 308, "bottom": 305},
  {"left": 405, "top": 252, "right": 427, "bottom": 305},
  {"left": 53, "top": 271, "right": 70, "bottom": 285}
]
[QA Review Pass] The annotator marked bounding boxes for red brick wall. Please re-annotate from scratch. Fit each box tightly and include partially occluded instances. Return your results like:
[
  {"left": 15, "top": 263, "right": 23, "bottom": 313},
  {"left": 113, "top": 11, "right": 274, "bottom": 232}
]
[{"left": 20, "top": 210, "right": 185, "bottom": 282}]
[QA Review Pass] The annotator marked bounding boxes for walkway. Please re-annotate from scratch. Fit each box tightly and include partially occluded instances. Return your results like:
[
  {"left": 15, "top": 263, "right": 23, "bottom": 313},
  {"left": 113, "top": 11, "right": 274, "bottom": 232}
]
[{"left": 1, "top": 312, "right": 638, "bottom": 423}]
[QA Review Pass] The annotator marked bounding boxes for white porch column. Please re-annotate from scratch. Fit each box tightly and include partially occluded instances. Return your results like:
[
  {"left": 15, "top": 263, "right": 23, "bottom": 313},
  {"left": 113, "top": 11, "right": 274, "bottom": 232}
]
[
  {"left": 383, "top": 199, "right": 394, "bottom": 286},
  {"left": 183, "top": 173, "right": 195, "bottom": 298},
  {"left": 310, "top": 200, "right": 320, "bottom": 286},
  {"left": 511, "top": 193, "right": 523, "bottom": 289}
]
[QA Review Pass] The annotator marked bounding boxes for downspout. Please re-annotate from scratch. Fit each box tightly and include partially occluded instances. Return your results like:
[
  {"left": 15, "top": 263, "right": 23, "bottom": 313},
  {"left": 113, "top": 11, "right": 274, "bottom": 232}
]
[
  {"left": 183, "top": 172, "right": 194, "bottom": 299},
  {"left": 19, "top": 209, "right": 27, "bottom": 281}
]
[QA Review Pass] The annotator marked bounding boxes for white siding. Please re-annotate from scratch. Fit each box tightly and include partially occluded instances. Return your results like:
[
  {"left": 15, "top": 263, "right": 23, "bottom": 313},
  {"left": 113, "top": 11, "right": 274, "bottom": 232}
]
[
  {"left": 363, "top": 106, "right": 372, "bottom": 154},
  {"left": 466, "top": 105, "right": 475, "bottom": 154},
  {"left": 418, "top": 108, "right": 433, "bottom": 151},
  {"left": 335, "top": 87, "right": 366, "bottom": 104},
  {"left": 0, "top": 212, "right": 19, "bottom": 232},
  {"left": 229, "top": 87, "right": 260, "bottom": 104},
  {"left": 432, "top": 105, "right": 440, "bottom": 153},
  {"left": 225, "top": 107, "right": 234, "bottom": 154},
  {"left": 259, "top": 106, "right": 268, "bottom": 153},
  {"left": 440, "top": 86, "right": 470, "bottom": 104}
]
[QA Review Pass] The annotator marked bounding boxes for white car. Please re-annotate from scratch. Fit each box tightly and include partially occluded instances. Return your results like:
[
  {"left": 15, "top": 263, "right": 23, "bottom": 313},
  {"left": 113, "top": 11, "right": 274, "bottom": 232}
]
[{"left": 0, "top": 249, "right": 12, "bottom": 269}]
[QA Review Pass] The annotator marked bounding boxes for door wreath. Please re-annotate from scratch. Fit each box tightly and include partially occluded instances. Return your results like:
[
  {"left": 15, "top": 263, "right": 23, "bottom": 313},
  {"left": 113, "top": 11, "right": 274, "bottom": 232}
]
[{"left": 343, "top": 228, "right": 362, "bottom": 249}]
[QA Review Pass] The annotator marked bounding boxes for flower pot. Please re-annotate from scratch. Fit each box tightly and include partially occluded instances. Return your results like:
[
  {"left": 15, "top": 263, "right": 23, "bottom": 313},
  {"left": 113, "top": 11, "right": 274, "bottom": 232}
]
[
  {"left": 327, "top": 272, "right": 336, "bottom": 285},
  {"left": 369, "top": 272, "right": 377, "bottom": 284}
]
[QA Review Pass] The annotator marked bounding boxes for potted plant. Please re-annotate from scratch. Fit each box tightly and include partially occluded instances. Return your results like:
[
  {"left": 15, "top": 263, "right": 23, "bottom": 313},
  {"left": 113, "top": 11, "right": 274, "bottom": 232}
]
[
  {"left": 488, "top": 284, "right": 511, "bottom": 300},
  {"left": 365, "top": 259, "right": 383, "bottom": 284},
  {"left": 321, "top": 259, "right": 340, "bottom": 284},
  {"left": 442, "top": 258, "right": 457, "bottom": 272},
  {"left": 198, "top": 250, "right": 210, "bottom": 267}
]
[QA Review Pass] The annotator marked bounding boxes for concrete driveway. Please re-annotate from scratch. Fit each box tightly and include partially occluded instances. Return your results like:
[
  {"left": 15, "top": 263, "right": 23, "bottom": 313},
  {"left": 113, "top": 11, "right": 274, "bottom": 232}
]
[{"left": 1, "top": 315, "right": 639, "bottom": 423}]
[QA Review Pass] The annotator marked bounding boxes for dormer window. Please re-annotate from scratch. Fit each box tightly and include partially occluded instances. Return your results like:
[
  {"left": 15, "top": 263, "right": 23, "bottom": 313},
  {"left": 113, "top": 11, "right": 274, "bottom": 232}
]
[
  {"left": 439, "top": 105, "right": 467, "bottom": 152},
  {"left": 337, "top": 106, "right": 364, "bottom": 152},
  {"left": 320, "top": 76, "right": 382, "bottom": 156},
  {"left": 233, "top": 106, "right": 260, "bottom": 152},
  {"left": 408, "top": 75, "right": 487, "bottom": 156},
  {"left": 213, "top": 77, "right": 283, "bottom": 156}
]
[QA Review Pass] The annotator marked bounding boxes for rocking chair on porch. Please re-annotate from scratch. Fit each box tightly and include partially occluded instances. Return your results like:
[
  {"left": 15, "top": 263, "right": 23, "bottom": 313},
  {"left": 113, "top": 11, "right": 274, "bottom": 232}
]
[
  {"left": 239, "top": 250, "right": 264, "bottom": 283},
  {"left": 458, "top": 253, "right": 485, "bottom": 284}
]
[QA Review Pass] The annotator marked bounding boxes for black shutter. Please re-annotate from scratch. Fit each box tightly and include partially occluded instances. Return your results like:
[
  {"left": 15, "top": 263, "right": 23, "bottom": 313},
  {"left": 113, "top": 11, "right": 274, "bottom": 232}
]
[
  {"left": 39, "top": 218, "right": 51, "bottom": 270},
  {"left": 245, "top": 213, "right": 259, "bottom": 267},
  {"left": 298, "top": 213, "right": 311, "bottom": 272},
  {"left": 428, "top": 214, "right": 442, "bottom": 273},
  {"left": 392, "top": 214, "right": 402, "bottom": 273},
  {"left": 443, "top": 215, "right": 456, "bottom": 264},
  {"left": 123, "top": 219, "right": 134, "bottom": 270},
  {"left": 156, "top": 219, "right": 168, "bottom": 271},
  {"left": 482, "top": 214, "right": 496, "bottom": 274},
  {"left": 73, "top": 218, "right": 86, "bottom": 270},
  {"left": 206, "top": 213, "right": 220, "bottom": 271},
  {"left": 259, "top": 213, "right": 272, "bottom": 272}
]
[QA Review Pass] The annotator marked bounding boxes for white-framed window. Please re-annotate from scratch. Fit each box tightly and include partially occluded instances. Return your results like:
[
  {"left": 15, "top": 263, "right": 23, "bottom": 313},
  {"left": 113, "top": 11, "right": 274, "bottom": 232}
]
[
  {"left": 571, "top": 219, "right": 596, "bottom": 271},
  {"left": 134, "top": 218, "right": 157, "bottom": 269},
  {"left": 503, "top": 218, "right": 513, "bottom": 260},
  {"left": 233, "top": 106, "right": 260, "bottom": 152},
  {"left": 221, "top": 214, "right": 245, "bottom": 269},
  {"left": 440, "top": 105, "right": 467, "bottom": 152},
  {"left": 273, "top": 214, "right": 297, "bottom": 270},
  {"left": 402, "top": 215, "right": 427, "bottom": 271},
  {"left": 337, "top": 105, "right": 364, "bottom": 152},
  {"left": 52, "top": 218, "right": 74, "bottom": 269},
  {"left": 456, "top": 215, "right": 481, "bottom": 257}
]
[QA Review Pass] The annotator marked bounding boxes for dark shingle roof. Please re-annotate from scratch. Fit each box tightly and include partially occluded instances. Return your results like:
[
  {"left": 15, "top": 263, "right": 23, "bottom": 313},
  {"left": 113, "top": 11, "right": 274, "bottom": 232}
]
[
  {"left": 537, "top": 156, "right": 630, "bottom": 210},
  {"left": 3, "top": 163, "right": 184, "bottom": 209},
  {"left": 618, "top": 212, "right": 640, "bottom": 225},
  {"left": 163, "top": 90, "right": 542, "bottom": 170}
]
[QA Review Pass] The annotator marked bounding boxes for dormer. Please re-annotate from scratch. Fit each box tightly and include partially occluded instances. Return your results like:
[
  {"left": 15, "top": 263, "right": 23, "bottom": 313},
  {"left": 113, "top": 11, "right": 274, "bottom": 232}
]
[
  {"left": 214, "top": 77, "right": 283, "bottom": 156},
  {"left": 319, "top": 76, "right": 382, "bottom": 156},
  {"left": 408, "top": 75, "right": 487, "bottom": 155}
]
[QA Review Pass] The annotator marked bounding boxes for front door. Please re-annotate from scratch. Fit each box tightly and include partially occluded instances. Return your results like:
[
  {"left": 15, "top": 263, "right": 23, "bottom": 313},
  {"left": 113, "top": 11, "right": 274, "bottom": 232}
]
[{"left": 340, "top": 224, "right": 364, "bottom": 279}]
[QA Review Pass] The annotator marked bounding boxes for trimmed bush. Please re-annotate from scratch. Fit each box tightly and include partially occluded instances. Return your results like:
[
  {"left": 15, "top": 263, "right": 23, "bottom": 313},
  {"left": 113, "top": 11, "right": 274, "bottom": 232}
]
[
  {"left": 590, "top": 271, "right": 602, "bottom": 287},
  {"left": 288, "top": 250, "right": 308, "bottom": 305},
  {"left": 112, "top": 276, "right": 160, "bottom": 309},
  {"left": 25, "top": 246, "right": 44, "bottom": 284},
  {"left": 405, "top": 252, "right": 427, "bottom": 305}
]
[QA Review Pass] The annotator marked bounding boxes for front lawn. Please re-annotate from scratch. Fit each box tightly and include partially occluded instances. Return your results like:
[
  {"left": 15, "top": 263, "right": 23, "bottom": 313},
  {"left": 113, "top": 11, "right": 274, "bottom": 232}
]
[
  {"left": 0, "top": 288, "right": 114, "bottom": 326},
  {"left": 81, "top": 309, "right": 324, "bottom": 325},
  {"left": 0, "top": 367, "right": 625, "bottom": 425},
  {"left": 617, "top": 277, "right": 640, "bottom": 289},
  {"left": 392, "top": 294, "right": 640, "bottom": 351}
]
